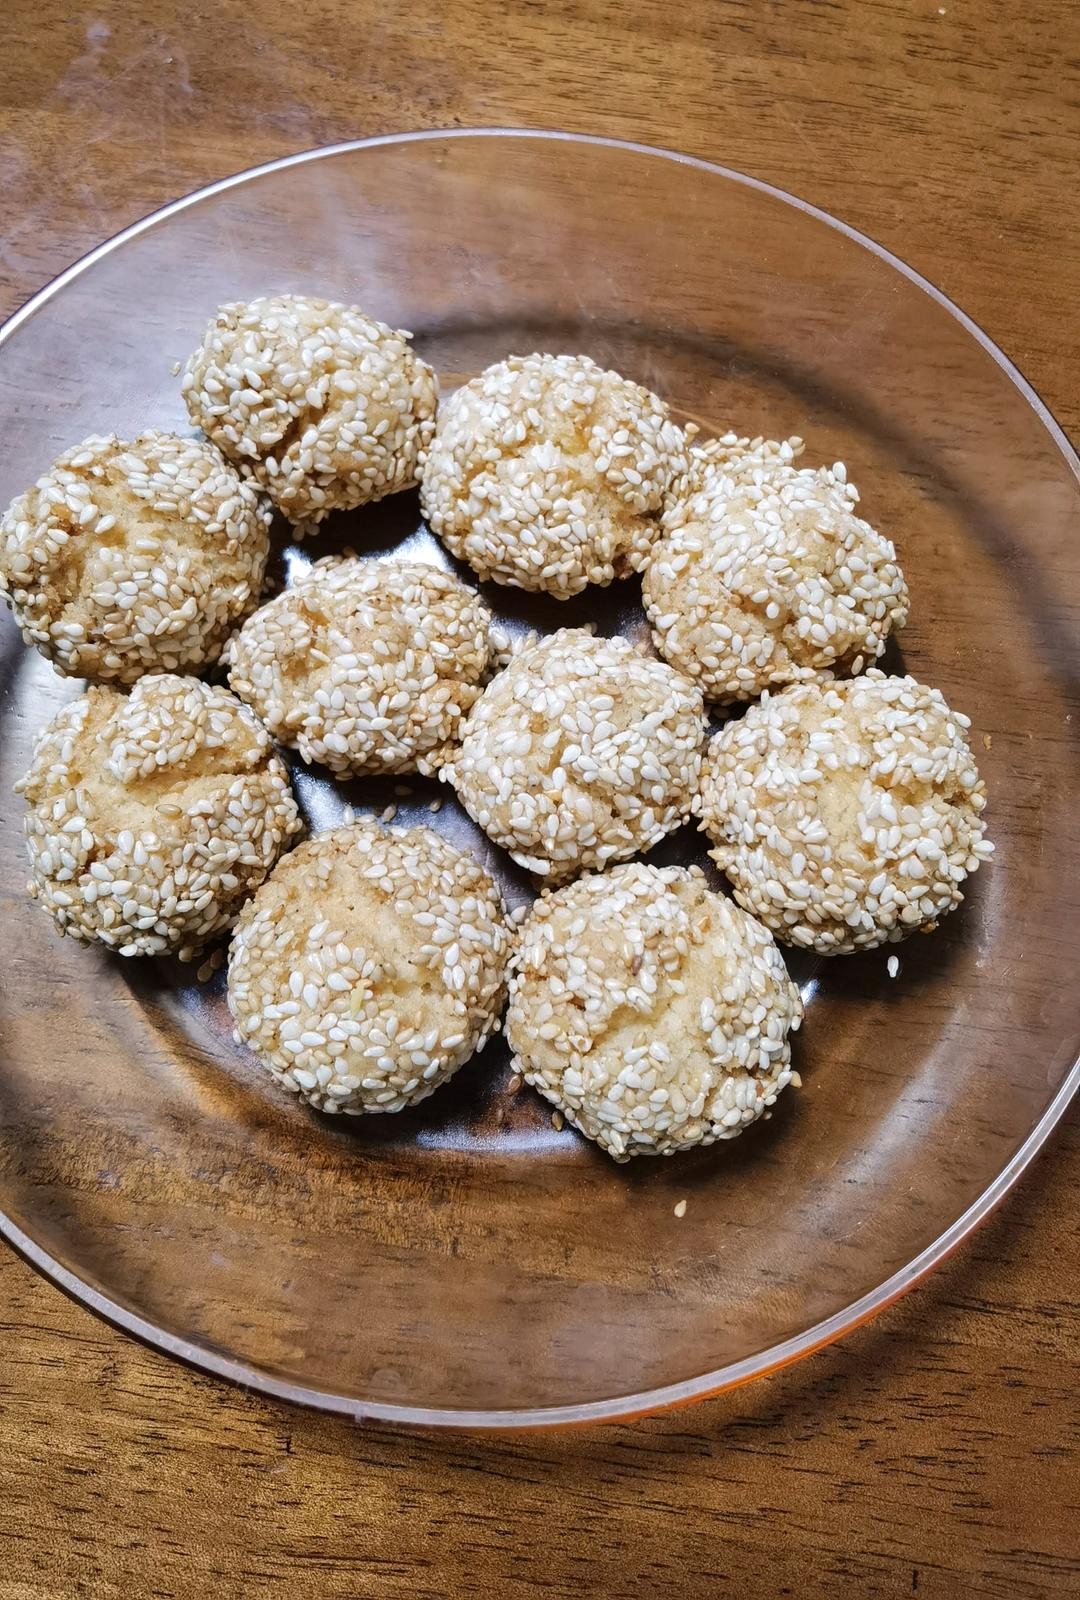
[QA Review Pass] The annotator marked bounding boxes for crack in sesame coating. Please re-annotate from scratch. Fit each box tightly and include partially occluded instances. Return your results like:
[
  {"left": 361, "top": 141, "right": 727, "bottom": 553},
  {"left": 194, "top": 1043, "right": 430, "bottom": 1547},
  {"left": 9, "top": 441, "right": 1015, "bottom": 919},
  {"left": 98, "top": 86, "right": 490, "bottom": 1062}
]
[
  {"left": 647, "top": 451, "right": 908, "bottom": 704},
  {"left": 0, "top": 432, "right": 271, "bottom": 685},
  {"left": 418, "top": 352, "right": 693, "bottom": 598},
  {"left": 227, "top": 820, "right": 512, "bottom": 1115},
  {"left": 696, "top": 670, "right": 994, "bottom": 954},
  {"left": 227, "top": 556, "right": 493, "bottom": 778},
  {"left": 182, "top": 294, "right": 438, "bottom": 528},
  {"left": 16, "top": 674, "right": 302, "bottom": 957},
  {"left": 444, "top": 629, "right": 707, "bottom": 883},
  {"left": 506, "top": 862, "right": 802, "bottom": 1161}
]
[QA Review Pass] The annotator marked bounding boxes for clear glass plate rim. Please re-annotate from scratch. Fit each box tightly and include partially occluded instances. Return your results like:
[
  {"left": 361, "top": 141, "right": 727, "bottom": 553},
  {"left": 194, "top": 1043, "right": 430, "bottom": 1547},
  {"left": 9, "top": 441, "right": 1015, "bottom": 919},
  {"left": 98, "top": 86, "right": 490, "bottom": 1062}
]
[
  {"left": 1, "top": 127, "right": 1077, "bottom": 1431},
  {"left": 3, "top": 126, "right": 1079, "bottom": 487}
]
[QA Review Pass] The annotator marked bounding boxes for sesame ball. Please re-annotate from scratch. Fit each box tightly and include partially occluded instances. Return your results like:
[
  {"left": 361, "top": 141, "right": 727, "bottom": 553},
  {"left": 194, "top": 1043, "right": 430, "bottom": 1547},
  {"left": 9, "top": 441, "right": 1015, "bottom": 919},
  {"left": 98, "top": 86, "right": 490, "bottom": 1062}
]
[
  {"left": 506, "top": 863, "right": 802, "bottom": 1162},
  {"left": 227, "top": 556, "right": 493, "bottom": 778},
  {"left": 646, "top": 454, "right": 908, "bottom": 704},
  {"left": 697, "top": 671, "right": 994, "bottom": 954},
  {"left": 227, "top": 820, "right": 511, "bottom": 1115},
  {"left": 419, "top": 353, "right": 692, "bottom": 598},
  {"left": 16, "top": 674, "right": 302, "bottom": 957},
  {"left": 0, "top": 432, "right": 270, "bottom": 685},
  {"left": 444, "top": 629, "right": 706, "bottom": 882},
  {"left": 182, "top": 294, "right": 438, "bottom": 529}
]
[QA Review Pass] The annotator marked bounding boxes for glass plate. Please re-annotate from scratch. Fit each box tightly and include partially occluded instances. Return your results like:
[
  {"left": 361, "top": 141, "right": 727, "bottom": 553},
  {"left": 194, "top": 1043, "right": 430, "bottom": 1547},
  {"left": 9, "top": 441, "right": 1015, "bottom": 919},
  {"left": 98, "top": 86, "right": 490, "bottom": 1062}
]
[{"left": 1, "top": 131, "right": 1077, "bottom": 1429}]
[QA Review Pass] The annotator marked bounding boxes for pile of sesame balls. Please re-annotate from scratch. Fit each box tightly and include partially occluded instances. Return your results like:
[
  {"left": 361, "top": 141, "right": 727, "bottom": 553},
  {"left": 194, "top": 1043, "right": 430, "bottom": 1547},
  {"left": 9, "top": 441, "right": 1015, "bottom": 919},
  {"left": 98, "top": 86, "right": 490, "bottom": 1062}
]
[{"left": 0, "top": 292, "right": 993, "bottom": 1163}]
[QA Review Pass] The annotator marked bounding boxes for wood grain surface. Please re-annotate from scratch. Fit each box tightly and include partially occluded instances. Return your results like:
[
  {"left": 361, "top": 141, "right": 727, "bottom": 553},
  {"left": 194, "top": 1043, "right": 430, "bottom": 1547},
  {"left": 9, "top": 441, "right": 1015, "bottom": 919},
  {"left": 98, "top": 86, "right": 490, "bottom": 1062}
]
[{"left": 1, "top": 1, "right": 1078, "bottom": 1595}]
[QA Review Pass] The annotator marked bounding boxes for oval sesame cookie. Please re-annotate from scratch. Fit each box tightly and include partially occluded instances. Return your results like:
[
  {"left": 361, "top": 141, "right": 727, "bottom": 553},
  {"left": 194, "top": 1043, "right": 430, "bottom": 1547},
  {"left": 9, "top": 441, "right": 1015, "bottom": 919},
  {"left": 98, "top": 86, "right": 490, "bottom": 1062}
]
[
  {"left": 420, "top": 352, "right": 691, "bottom": 598},
  {"left": 227, "top": 820, "right": 511, "bottom": 1115},
  {"left": 646, "top": 451, "right": 908, "bottom": 703},
  {"left": 228, "top": 555, "right": 493, "bottom": 778},
  {"left": 444, "top": 628, "right": 706, "bottom": 882},
  {"left": 506, "top": 862, "right": 802, "bottom": 1160},
  {"left": 697, "top": 672, "right": 993, "bottom": 954},
  {"left": 0, "top": 431, "right": 270, "bottom": 686},
  {"left": 16, "top": 674, "right": 301, "bottom": 957},
  {"left": 183, "top": 294, "right": 437, "bottom": 530}
]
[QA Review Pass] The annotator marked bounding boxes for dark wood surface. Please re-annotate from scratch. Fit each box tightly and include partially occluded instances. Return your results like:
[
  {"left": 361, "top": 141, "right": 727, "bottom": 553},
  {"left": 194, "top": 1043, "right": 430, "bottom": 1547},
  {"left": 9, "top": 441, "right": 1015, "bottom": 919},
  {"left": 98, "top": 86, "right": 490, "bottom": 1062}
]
[{"left": 1, "top": 2, "right": 1078, "bottom": 1595}]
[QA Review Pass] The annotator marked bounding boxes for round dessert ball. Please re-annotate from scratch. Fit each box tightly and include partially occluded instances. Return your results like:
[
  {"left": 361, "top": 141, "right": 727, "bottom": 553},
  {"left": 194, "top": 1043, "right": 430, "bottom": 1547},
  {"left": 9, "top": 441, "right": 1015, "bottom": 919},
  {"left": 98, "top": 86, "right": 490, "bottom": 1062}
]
[
  {"left": 506, "top": 862, "right": 802, "bottom": 1161},
  {"left": 182, "top": 294, "right": 438, "bottom": 529},
  {"left": 419, "top": 352, "right": 692, "bottom": 598},
  {"left": 16, "top": 674, "right": 302, "bottom": 958},
  {"left": 445, "top": 629, "right": 706, "bottom": 882},
  {"left": 646, "top": 455, "right": 908, "bottom": 703},
  {"left": 227, "top": 555, "right": 493, "bottom": 778},
  {"left": 697, "top": 671, "right": 994, "bottom": 954},
  {"left": 0, "top": 431, "right": 270, "bottom": 685},
  {"left": 227, "top": 820, "right": 511, "bottom": 1115}
]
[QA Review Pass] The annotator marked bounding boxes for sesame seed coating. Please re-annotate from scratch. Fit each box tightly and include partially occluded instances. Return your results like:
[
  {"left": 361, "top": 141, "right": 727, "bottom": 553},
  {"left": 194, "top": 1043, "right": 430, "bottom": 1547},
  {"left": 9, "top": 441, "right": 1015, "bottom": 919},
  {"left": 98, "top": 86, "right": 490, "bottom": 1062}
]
[
  {"left": 182, "top": 294, "right": 438, "bottom": 528},
  {"left": 647, "top": 451, "right": 908, "bottom": 703},
  {"left": 227, "top": 555, "right": 493, "bottom": 778},
  {"left": 697, "top": 671, "right": 993, "bottom": 954},
  {"left": 16, "top": 673, "right": 302, "bottom": 957},
  {"left": 676, "top": 430, "right": 807, "bottom": 497},
  {"left": 227, "top": 820, "right": 511, "bottom": 1115},
  {"left": 0, "top": 431, "right": 270, "bottom": 685},
  {"left": 418, "top": 352, "right": 692, "bottom": 598},
  {"left": 444, "top": 629, "right": 706, "bottom": 882},
  {"left": 506, "top": 862, "right": 802, "bottom": 1161}
]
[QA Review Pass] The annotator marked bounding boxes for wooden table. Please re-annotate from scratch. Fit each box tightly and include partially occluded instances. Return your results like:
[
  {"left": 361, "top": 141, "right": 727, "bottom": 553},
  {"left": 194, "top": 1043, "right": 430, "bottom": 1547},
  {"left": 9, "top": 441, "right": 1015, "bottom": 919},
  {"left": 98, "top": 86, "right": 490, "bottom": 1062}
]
[{"left": 1, "top": 2, "right": 1078, "bottom": 1594}]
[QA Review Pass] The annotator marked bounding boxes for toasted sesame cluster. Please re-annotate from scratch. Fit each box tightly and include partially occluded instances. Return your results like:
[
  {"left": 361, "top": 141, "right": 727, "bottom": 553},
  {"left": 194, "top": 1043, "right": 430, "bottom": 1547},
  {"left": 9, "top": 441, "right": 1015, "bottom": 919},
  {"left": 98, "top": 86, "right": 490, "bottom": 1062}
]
[
  {"left": 228, "top": 555, "right": 492, "bottom": 778},
  {"left": 227, "top": 820, "right": 511, "bottom": 1114},
  {"left": 0, "top": 431, "right": 270, "bottom": 685},
  {"left": 506, "top": 863, "right": 802, "bottom": 1160},
  {"left": 445, "top": 629, "right": 706, "bottom": 881},
  {"left": 646, "top": 451, "right": 908, "bottom": 703},
  {"left": 697, "top": 671, "right": 993, "bottom": 953},
  {"left": 677, "top": 431, "right": 806, "bottom": 496},
  {"left": 182, "top": 294, "right": 437, "bottom": 528},
  {"left": 17, "top": 674, "right": 301, "bottom": 957},
  {"left": 419, "top": 353, "right": 692, "bottom": 598}
]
